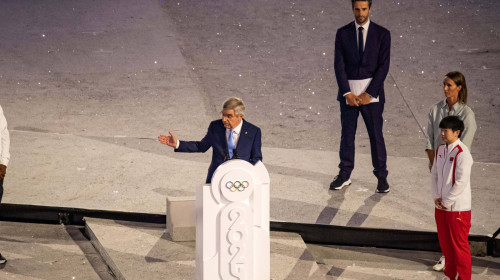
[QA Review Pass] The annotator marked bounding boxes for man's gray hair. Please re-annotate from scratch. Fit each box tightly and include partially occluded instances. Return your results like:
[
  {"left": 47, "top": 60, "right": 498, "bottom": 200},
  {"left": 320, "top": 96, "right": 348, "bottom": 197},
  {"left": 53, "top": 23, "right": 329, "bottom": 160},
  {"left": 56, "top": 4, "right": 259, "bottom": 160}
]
[{"left": 223, "top": 97, "right": 245, "bottom": 116}]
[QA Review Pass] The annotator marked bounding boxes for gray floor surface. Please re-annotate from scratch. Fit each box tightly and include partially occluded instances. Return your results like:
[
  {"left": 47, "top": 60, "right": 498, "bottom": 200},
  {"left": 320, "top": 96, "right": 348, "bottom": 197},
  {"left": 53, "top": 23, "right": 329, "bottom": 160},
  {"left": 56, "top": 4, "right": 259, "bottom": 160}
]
[
  {"left": 0, "top": 221, "right": 113, "bottom": 280},
  {"left": 3, "top": 219, "right": 496, "bottom": 279}
]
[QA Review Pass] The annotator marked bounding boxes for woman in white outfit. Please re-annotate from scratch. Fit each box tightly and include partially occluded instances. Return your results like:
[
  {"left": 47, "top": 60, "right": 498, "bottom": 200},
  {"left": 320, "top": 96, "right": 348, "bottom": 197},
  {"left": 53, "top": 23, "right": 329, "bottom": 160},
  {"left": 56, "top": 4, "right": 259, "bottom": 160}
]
[{"left": 0, "top": 104, "right": 10, "bottom": 264}]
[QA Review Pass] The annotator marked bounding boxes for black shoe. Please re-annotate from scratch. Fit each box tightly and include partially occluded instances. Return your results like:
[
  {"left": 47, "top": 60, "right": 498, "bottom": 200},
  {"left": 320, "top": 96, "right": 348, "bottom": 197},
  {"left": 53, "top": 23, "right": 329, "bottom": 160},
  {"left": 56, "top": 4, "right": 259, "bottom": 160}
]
[
  {"left": 329, "top": 174, "right": 351, "bottom": 190},
  {"left": 0, "top": 253, "right": 6, "bottom": 264},
  {"left": 376, "top": 178, "right": 390, "bottom": 193}
]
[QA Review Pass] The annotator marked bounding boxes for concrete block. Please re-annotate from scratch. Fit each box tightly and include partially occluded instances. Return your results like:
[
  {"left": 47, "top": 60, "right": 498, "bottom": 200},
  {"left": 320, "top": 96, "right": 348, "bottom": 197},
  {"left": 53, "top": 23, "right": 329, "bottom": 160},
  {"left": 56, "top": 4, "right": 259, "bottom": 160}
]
[
  {"left": 469, "top": 240, "right": 487, "bottom": 257},
  {"left": 166, "top": 196, "right": 196, "bottom": 241},
  {"left": 493, "top": 235, "right": 500, "bottom": 257}
]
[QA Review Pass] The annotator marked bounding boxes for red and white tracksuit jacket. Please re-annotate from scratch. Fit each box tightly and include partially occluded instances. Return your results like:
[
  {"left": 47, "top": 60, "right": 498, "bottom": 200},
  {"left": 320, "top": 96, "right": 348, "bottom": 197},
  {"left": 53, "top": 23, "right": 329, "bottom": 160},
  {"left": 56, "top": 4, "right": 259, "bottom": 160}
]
[
  {"left": 431, "top": 139, "right": 473, "bottom": 211},
  {"left": 432, "top": 139, "right": 474, "bottom": 280}
]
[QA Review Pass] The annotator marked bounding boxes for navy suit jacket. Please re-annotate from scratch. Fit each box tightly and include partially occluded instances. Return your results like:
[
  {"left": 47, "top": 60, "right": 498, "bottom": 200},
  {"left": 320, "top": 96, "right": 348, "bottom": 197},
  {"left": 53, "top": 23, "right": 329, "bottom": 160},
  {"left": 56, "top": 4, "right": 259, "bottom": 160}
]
[
  {"left": 334, "top": 21, "right": 391, "bottom": 103},
  {"left": 175, "top": 119, "right": 263, "bottom": 183}
]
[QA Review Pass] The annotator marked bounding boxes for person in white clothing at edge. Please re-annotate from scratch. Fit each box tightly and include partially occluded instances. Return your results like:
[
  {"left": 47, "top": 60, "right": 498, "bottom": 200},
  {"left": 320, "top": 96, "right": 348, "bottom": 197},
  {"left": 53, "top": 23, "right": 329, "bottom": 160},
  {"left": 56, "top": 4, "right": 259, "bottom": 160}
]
[
  {"left": 425, "top": 71, "right": 476, "bottom": 272},
  {"left": 432, "top": 116, "right": 473, "bottom": 280},
  {"left": 0, "top": 104, "right": 11, "bottom": 265}
]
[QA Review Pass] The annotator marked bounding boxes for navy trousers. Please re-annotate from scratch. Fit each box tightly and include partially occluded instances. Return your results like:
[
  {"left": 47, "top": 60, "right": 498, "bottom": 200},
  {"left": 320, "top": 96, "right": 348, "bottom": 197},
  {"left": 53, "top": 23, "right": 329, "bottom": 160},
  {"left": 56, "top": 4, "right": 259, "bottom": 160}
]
[
  {"left": 0, "top": 179, "right": 3, "bottom": 203},
  {"left": 338, "top": 101, "right": 388, "bottom": 180}
]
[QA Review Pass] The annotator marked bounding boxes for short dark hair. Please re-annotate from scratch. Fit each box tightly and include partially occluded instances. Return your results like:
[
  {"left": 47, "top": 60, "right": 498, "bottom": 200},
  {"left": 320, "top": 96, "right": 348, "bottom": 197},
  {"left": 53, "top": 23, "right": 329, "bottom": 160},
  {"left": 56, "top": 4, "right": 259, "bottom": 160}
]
[
  {"left": 352, "top": 0, "right": 372, "bottom": 8},
  {"left": 439, "top": 116, "right": 464, "bottom": 138},
  {"left": 445, "top": 71, "right": 468, "bottom": 104}
]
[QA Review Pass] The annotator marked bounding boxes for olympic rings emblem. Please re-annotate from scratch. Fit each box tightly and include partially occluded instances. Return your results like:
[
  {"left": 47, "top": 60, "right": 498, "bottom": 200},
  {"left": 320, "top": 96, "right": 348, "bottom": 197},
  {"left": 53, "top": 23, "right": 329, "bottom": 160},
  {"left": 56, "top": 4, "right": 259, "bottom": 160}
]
[{"left": 225, "top": 181, "right": 250, "bottom": 192}]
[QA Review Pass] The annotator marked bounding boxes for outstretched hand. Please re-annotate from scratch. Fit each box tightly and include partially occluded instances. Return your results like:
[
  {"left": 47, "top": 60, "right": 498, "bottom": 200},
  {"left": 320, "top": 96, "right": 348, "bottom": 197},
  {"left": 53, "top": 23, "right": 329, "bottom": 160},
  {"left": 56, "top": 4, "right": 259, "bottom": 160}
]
[{"left": 158, "top": 131, "right": 178, "bottom": 148}]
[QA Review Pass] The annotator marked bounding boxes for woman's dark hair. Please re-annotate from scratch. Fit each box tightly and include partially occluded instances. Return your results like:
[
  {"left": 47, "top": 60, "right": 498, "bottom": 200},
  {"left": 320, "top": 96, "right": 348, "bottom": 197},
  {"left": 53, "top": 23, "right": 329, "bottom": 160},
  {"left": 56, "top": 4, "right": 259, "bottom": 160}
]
[{"left": 446, "top": 71, "right": 468, "bottom": 104}]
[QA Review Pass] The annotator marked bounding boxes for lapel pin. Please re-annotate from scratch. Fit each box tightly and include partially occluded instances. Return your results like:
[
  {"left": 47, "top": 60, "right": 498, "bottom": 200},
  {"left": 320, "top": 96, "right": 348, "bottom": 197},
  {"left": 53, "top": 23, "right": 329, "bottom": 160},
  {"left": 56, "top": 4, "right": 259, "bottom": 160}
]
[{"left": 245, "top": 131, "right": 248, "bottom": 134}]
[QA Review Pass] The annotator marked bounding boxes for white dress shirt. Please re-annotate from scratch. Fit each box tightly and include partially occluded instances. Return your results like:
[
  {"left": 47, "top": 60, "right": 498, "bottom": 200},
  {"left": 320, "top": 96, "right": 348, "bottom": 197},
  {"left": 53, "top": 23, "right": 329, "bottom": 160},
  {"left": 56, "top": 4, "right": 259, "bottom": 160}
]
[
  {"left": 343, "top": 19, "right": 371, "bottom": 97},
  {"left": 0, "top": 105, "right": 11, "bottom": 166},
  {"left": 355, "top": 18, "right": 370, "bottom": 52}
]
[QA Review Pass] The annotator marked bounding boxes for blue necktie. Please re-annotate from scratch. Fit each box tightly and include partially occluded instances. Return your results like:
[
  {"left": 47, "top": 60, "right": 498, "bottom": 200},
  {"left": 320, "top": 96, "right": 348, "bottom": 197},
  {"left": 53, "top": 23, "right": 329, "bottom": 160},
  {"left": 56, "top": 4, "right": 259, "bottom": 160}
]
[
  {"left": 358, "top": 26, "right": 364, "bottom": 59},
  {"left": 228, "top": 130, "right": 235, "bottom": 159}
]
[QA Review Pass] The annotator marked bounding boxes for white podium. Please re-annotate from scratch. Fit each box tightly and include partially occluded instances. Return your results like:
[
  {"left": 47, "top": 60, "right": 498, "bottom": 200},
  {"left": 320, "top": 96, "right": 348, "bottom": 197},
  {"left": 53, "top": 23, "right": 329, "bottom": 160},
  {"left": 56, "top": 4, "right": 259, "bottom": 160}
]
[{"left": 196, "top": 160, "right": 270, "bottom": 280}]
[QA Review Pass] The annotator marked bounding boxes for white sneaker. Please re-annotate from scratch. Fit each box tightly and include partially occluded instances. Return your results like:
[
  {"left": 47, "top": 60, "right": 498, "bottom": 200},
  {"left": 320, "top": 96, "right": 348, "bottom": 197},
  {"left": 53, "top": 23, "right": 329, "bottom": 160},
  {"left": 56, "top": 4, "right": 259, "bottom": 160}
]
[{"left": 433, "top": 255, "right": 445, "bottom": 271}]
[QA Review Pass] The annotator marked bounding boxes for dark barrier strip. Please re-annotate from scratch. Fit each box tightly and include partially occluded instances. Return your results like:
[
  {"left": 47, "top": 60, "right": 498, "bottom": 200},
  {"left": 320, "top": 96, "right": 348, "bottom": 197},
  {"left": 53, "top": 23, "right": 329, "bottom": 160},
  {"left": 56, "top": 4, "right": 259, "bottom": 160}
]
[
  {"left": 0, "top": 203, "right": 165, "bottom": 225},
  {"left": 271, "top": 221, "right": 441, "bottom": 252},
  {"left": 270, "top": 221, "right": 496, "bottom": 256},
  {"left": 492, "top": 227, "right": 500, "bottom": 239},
  {"left": 492, "top": 227, "right": 500, "bottom": 257},
  {"left": 0, "top": 203, "right": 497, "bottom": 256}
]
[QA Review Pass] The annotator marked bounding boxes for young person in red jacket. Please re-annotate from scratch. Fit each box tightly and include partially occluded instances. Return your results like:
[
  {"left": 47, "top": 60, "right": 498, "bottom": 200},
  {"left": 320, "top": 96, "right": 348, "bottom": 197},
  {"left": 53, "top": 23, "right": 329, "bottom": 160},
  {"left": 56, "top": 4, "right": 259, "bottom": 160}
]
[{"left": 432, "top": 116, "right": 473, "bottom": 280}]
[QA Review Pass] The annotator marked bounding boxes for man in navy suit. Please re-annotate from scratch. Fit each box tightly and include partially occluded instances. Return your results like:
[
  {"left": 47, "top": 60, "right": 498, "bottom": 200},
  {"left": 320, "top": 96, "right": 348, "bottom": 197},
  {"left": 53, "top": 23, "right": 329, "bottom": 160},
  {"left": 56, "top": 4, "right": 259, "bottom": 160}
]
[
  {"left": 158, "top": 97, "right": 262, "bottom": 184},
  {"left": 330, "top": 0, "right": 391, "bottom": 193}
]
